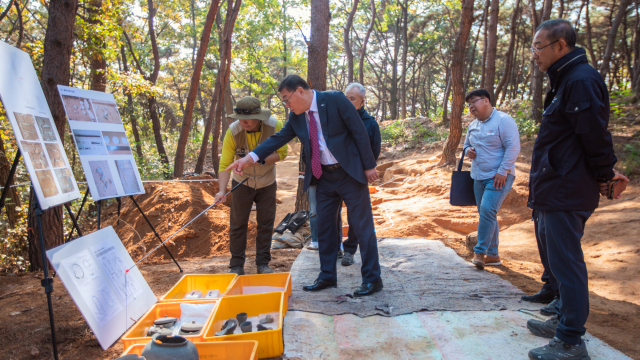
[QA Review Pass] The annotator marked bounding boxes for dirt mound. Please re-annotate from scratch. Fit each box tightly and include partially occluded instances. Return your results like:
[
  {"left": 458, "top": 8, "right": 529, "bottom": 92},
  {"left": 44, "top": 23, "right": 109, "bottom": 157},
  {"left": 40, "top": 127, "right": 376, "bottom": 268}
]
[{"left": 100, "top": 174, "right": 257, "bottom": 263}]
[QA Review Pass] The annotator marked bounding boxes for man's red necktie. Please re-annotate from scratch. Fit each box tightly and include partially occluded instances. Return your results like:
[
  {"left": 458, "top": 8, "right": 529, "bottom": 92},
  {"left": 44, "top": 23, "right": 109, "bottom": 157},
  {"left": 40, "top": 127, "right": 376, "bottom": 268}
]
[{"left": 308, "top": 110, "right": 323, "bottom": 179}]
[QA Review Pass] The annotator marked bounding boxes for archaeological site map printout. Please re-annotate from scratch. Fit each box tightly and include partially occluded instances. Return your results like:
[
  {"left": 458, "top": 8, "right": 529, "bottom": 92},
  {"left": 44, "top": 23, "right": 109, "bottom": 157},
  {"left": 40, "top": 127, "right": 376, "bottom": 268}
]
[
  {"left": 0, "top": 42, "right": 80, "bottom": 209},
  {"left": 58, "top": 85, "right": 144, "bottom": 200}
]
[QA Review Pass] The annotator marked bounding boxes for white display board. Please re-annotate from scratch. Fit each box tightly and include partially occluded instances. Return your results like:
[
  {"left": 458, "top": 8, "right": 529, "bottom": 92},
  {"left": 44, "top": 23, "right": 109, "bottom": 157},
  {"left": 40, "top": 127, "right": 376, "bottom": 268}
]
[
  {"left": 0, "top": 41, "right": 80, "bottom": 209},
  {"left": 46, "top": 226, "right": 157, "bottom": 349},
  {"left": 58, "top": 85, "right": 144, "bottom": 200}
]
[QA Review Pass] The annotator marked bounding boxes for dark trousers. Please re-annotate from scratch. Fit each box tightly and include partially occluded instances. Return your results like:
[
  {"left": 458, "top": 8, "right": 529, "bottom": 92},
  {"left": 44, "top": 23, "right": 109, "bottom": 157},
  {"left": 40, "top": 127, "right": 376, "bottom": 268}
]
[
  {"left": 537, "top": 210, "right": 592, "bottom": 345},
  {"left": 229, "top": 180, "right": 276, "bottom": 268},
  {"left": 533, "top": 210, "right": 559, "bottom": 296},
  {"left": 316, "top": 167, "right": 381, "bottom": 283}
]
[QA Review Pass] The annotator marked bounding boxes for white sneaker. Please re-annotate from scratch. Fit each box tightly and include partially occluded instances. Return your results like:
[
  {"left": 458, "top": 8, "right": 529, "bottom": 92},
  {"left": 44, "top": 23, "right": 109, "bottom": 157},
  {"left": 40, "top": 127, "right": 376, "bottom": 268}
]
[{"left": 307, "top": 241, "right": 318, "bottom": 250}]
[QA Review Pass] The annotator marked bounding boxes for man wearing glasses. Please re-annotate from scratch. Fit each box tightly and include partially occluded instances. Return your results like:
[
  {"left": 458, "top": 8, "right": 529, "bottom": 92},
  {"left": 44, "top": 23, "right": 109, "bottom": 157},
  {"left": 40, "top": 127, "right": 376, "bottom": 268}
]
[
  {"left": 216, "top": 96, "right": 288, "bottom": 275},
  {"left": 524, "top": 19, "right": 628, "bottom": 360},
  {"left": 227, "top": 75, "right": 383, "bottom": 297}
]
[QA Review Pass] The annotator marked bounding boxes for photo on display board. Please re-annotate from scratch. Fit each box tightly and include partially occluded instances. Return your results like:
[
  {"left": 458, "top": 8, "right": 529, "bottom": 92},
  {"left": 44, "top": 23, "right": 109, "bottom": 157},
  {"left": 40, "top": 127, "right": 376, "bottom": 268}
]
[
  {"left": 36, "top": 169, "right": 59, "bottom": 198},
  {"left": 14, "top": 112, "right": 39, "bottom": 140},
  {"left": 54, "top": 168, "right": 75, "bottom": 194},
  {"left": 115, "top": 159, "right": 141, "bottom": 194},
  {"left": 45, "top": 143, "right": 65, "bottom": 168},
  {"left": 91, "top": 100, "right": 123, "bottom": 125},
  {"left": 102, "top": 131, "right": 131, "bottom": 155},
  {"left": 73, "top": 129, "right": 107, "bottom": 155},
  {"left": 89, "top": 160, "right": 118, "bottom": 198},
  {"left": 62, "top": 95, "right": 97, "bottom": 122},
  {"left": 20, "top": 141, "right": 49, "bottom": 169},
  {"left": 35, "top": 116, "right": 56, "bottom": 141}
]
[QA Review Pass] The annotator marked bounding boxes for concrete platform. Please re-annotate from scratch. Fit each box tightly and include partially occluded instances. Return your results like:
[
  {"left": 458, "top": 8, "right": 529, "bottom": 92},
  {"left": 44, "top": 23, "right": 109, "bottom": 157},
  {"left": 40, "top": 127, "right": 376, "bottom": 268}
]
[{"left": 283, "top": 238, "right": 630, "bottom": 359}]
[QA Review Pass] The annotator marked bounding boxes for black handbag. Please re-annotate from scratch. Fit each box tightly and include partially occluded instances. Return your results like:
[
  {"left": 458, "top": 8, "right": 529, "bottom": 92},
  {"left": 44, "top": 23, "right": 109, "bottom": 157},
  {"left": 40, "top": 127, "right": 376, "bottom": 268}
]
[{"left": 449, "top": 148, "right": 477, "bottom": 206}]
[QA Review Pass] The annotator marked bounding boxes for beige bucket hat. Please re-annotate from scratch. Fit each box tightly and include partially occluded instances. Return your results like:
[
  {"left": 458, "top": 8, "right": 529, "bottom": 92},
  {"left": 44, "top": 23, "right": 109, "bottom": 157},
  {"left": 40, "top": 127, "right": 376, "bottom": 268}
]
[{"left": 229, "top": 96, "right": 272, "bottom": 121}]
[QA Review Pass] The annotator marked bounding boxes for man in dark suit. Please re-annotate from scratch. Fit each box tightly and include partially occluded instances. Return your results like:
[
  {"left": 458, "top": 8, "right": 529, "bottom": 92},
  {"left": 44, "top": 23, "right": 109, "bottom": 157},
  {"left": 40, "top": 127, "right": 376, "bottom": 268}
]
[{"left": 226, "top": 75, "right": 383, "bottom": 297}]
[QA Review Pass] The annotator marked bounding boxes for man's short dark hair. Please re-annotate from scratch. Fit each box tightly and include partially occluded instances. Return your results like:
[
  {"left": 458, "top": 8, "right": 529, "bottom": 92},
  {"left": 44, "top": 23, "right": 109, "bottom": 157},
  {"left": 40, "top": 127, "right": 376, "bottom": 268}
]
[
  {"left": 465, "top": 88, "right": 491, "bottom": 103},
  {"left": 278, "top": 75, "right": 310, "bottom": 92},
  {"left": 536, "top": 19, "right": 576, "bottom": 49}
]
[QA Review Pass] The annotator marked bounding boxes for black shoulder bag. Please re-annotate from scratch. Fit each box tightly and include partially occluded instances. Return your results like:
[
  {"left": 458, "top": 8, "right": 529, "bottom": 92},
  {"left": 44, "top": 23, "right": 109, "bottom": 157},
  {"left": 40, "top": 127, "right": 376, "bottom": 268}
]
[{"left": 449, "top": 149, "right": 477, "bottom": 206}]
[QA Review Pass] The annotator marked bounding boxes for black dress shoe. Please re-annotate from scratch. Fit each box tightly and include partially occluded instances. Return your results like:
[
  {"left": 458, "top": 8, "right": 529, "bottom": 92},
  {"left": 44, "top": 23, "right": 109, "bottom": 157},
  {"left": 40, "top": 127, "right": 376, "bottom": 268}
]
[
  {"left": 521, "top": 288, "right": 556, "bottom": 303},
  {"left": 540, "top": 296, "right": 559, "bottom": 316},
  {"left": 303, "top": 279, "right": 337, "bottom": 292},
  {"left": 354, "top": 279, "right": 383, "bottom": 297}
]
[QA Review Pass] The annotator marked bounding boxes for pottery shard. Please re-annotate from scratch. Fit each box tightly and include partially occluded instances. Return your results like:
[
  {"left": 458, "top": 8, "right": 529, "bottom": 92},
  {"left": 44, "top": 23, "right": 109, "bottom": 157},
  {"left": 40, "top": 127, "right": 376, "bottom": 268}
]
[
  {"left": 30, "top": 347, "right": 39, "bottom": 358},
  {"left": 466, "top": 231, "right": 478, "bottom": 253}
]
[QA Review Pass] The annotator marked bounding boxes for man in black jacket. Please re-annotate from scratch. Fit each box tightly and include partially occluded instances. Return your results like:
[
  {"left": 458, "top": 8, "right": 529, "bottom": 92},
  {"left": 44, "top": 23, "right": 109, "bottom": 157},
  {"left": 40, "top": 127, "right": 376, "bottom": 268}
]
[{"left": 524, "top": 20, "right": 628, "bottom": 360}]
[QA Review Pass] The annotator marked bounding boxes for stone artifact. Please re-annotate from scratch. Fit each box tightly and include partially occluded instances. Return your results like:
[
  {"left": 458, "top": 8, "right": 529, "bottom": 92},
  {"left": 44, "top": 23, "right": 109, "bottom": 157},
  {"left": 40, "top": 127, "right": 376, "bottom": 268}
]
[
  {"left": 236, "top": 312, "right": 248, "bottom": 324},
  {"left": 240, "top": 321, "right": 253, "bottom": 333},
  {"left": 141, "top": 334, "right": 198, "bottom": 360},
  {"left": 259, "top": 314, "right": 274, "bottom": 324},
  {"left": 257, "top": 324, "right": 271, "bottom": 331},
  {"left": 183, "top": 290, "right": 203, "bottom": 299},
  {"left": 179, "top": 320, "right": 204, "bottom": 336},
  {"left": 215, "top": 319, "right": 238, "bottom": 336}
]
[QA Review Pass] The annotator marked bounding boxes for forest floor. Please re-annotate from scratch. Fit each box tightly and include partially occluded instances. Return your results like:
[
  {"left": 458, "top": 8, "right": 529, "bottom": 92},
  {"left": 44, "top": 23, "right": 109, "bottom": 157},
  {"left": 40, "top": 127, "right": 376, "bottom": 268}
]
[{"left": 1, "top": 114, "right": 639, "bottom": 359}]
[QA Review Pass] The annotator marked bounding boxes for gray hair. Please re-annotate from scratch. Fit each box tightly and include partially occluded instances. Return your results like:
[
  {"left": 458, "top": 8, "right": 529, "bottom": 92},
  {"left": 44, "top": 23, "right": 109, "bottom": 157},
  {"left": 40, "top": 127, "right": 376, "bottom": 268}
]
[{"left": 345, "top": 82, "right": 366, "bottom": 98}]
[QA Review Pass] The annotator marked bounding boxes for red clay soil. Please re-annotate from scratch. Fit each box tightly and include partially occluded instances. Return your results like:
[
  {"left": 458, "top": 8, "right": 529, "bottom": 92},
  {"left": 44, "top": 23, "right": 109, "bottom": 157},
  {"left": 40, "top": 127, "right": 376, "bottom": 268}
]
[{"left": 100, "top": 174, "right": 257, "bottom": 263}]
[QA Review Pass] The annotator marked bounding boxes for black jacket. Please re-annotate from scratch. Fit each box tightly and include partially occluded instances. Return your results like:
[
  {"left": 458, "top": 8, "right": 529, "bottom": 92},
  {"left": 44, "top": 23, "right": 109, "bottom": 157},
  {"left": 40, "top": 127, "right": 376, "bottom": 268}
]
[
  {"left": 358, "top": 107, "right": 382, "bottom": 161},
  {"left": 252, "top": 91, "right": 377, "bottom": 192},
  {"left": 528, "top": 48, "right": 617, "bottom": 211}
]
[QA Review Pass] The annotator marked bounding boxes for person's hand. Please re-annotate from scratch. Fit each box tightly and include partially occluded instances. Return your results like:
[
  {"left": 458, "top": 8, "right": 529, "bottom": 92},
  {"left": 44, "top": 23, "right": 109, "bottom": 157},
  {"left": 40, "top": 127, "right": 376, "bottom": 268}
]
[
  {"left": 467, "top": 147, "right": 477, "bottom": 159},
  {"left": 214, "top": 191, "right": 227, "bottom": 204},
  {"left": 598, "top": 170, "right": 630, "bottom": 198},
  {"left": 365, "top": 168, "right": 379, "bottom": 183},
  {"left": 492, "top": 173, "right": 507, "bottom": 190},
  {"left": 226, "top": 156, "right": 255, "bottom": 175}
]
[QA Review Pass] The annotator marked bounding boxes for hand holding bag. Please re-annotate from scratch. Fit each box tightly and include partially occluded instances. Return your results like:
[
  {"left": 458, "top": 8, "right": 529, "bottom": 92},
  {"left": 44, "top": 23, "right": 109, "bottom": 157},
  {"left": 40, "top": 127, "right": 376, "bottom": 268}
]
[{"left": 449, "top": 148, "right": 477, "bottom": 206}]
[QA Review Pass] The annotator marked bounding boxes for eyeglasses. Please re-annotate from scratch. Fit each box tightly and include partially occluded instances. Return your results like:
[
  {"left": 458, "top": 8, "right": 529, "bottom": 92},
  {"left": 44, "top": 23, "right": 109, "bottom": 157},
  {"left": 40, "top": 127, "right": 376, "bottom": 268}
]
[
  {"left": 281, "top": 89, "right": 299, "bottom": 106},
  {"left": 233, "top": 107, "right": 261, "bottom": 115},
  {"left": 531, "top": 40, "right": 559, "bottom": 56},
  {"left": 467, "top": 98, "right": 484, "bottom": 108}
]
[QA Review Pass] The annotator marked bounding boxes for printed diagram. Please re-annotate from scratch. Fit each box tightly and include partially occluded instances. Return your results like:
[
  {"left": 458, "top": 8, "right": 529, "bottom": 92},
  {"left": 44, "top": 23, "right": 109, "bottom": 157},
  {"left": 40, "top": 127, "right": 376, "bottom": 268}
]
[
  {"left": 54, "top": 168, "right": 75, "bottom": 193},
  {"left": 35, "top": 116, "right": 56, "bottom": 141},
  {"left": 102, "top": 131, "right": 131, "bottom": 155},
  {"left": 45, "top": 143, "right": 65, "bottom": 168},
  {"left": 92, "top": 241, "right": 142, "bottom": 305},
  {"left": 21, "top": 141, "right": 49, "bottom": 169},
  {"left": 115, "top": 160, "right": 141, "bottom": 194},
  {"left": 73, "top": 129, "right": 107, "bottom": 155},
  {"left": 92, "top": 100, "right": 123, "bottom": 125},
  {"left": 61, "top": 249, "right": 122, "bottom": 327},
  {"left": 35, "top": 170, "right": 59, "bottom": 198},
  {"left": 14, "top": 112, "right": 39, "bottom": 140},
  {"left": 62, "top": 95, "right": 96, "bottom": 122},
  {"left": 88, "top": 160, "right": 118, "bottom": 198}
]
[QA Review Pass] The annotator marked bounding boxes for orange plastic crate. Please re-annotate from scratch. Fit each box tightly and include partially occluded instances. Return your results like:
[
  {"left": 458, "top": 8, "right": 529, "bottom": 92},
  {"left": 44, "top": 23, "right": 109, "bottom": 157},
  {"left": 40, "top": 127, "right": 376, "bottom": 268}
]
[
  {"left": 160, "top": 274, "right": 237, "bottom": 302},
  {"left": 121, "top": 300, "right": 217, "bottom": 349},
  {"left": 121, "top": 340, "right": 258, "bottom": 360},
  {"left": 223, "top": 273, "right": 291, "bottom": 315},
  {"left": 203, "top": 292, "right": 284, "bottom": 359}
]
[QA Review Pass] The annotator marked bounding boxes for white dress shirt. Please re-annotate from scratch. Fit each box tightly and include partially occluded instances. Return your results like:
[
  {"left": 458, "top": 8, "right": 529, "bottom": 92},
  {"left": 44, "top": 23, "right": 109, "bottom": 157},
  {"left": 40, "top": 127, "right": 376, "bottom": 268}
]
[{"left": 249, "top": 90, "right": 338, "bottom": 165}]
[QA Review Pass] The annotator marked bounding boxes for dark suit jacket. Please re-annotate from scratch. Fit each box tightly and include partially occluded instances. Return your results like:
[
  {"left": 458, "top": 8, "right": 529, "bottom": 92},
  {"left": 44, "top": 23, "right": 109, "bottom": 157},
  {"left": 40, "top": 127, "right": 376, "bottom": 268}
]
[{"left": 252, "top": 90, "right": 377, "bottom": 192}]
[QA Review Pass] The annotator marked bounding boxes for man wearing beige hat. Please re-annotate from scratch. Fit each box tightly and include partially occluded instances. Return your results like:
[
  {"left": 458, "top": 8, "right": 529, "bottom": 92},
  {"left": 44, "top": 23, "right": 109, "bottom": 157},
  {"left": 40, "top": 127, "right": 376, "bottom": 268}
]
[{"left": 215, "top": 96, "right": 288, "bottom": 275}]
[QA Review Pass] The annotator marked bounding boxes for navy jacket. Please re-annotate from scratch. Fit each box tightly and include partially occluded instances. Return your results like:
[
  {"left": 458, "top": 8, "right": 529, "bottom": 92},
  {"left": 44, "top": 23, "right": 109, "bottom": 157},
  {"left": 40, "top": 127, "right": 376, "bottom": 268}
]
[
  {"left": 252, "top": 91, "right": 377, "bottom": 192},
  {"left": 358, "top": 107, "right": 381, "bottom": 161},
  {"left": 528, "top": 48, "right": 617, "bottom": 211}
]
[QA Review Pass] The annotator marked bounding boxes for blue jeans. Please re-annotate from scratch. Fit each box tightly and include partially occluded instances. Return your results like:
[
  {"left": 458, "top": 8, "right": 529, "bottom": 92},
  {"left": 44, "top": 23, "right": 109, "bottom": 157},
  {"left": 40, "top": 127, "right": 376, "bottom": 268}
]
[
  {"left": 473, "top": 174, "right": 515, "bottom": 256},
  {"left": 308, "top": 185, "right": 318, "bottom": 243}
]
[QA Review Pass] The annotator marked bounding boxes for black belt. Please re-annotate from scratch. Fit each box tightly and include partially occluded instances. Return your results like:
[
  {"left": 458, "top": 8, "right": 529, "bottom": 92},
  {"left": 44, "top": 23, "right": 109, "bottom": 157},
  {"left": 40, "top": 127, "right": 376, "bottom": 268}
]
[{"left": 321, "top": 163, "right": 341, "bottom": 172}]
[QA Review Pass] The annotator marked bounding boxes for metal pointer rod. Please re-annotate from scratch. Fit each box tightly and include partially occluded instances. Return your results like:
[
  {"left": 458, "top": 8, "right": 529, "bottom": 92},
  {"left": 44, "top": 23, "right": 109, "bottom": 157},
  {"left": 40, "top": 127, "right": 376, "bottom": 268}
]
[{"left": 127, "top": 177, "right": 248, "bottom": 271}]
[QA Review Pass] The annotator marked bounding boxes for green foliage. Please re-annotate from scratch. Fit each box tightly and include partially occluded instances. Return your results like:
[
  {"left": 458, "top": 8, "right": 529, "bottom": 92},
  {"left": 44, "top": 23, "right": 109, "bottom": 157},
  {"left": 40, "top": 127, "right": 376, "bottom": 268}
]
[
  {"left": 500, "top": 99, "right": 539, "bottom": 139},
  {"left": 380, "top": 119, "right": 448, "bottom": 146},
  {"left": 621, "top": 143, "right": 640, "bottom": 178}
]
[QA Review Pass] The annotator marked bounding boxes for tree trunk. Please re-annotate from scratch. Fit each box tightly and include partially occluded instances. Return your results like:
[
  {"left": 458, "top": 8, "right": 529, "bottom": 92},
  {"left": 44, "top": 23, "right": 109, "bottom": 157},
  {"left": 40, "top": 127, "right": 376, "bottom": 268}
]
[
  {"left": 146, "top": 0, "right": 169, "bottom": 176},
  {"left": 465, "top": 9, "right": 485, "bottom": 91},
  {"left": 585, "top": 0, "right": 598, "bottom": 68},
  {"left": 173, "top": 0, "right": 221, "bottom": 177},
  {"left": 0, "top": 135, "right": 21, "bottom": 227},
  {"left": 400, "top": 0, "right": 409, "bottom": 119},
  {"left": 358, "top": 0, "right": 376, "bottom": 84},
  {"left": 120, "top": 44, "right": 142, "bottom": 158},
  {"left": 344, "top": 0, "right": 360, "bottom": 83},
  {"left": 600, "top": 0, "right": 631, "bottom": 77},
  {"left": 484, "top": 0, "right": 499, "bottom": 105},
  {"left": 495, "top": 0, "right": 521, "bottom": 102},
  {"left": 28, "top": 0, "right": 78, "bottom": 271},
  {"left": 480, "top": 0, "right": 490, "bottom": 88},
  {"left": 88, "top": 0, "right": 107, "bottom": 92},
  {"left": 295, "top": 0, "right": 330, "bottom": 212},
  {"left": 529, "top": 0, "right": 549, "bottom": 123},
  {"left": 442, "top": 68, "right": 451, "bottom": 125},
  {"left": 441, "top": 0, "right": 475, "bottom": 165}
]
